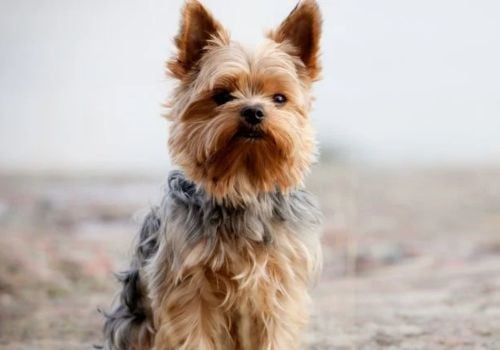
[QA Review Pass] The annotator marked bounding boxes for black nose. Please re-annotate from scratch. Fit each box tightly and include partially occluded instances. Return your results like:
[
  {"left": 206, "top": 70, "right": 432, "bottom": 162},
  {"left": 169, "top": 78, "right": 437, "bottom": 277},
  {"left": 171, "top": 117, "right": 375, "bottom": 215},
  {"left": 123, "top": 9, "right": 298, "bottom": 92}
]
[{"left": 240, "top": 105, "right": 265, "bottom": 125}]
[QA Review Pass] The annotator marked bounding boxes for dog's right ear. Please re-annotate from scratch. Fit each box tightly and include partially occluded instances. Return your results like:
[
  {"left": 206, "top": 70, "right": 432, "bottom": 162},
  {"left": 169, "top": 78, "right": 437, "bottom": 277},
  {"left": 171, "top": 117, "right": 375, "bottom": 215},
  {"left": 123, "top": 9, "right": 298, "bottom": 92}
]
[
  {"left": 168, "top": 0, "right": 227, "bottom": 79},
  {"left": 270, "top": 0, "right": 322, "bottom": 80}
]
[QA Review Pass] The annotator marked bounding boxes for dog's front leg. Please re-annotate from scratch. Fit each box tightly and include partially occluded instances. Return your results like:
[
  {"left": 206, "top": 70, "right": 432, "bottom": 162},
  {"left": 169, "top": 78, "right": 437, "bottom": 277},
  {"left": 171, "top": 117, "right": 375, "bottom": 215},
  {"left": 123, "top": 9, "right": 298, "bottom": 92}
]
[
  {"left": 250, "top": 296, "right": 309, "bottom": 350},
  {"left": 151, "top": 268, "right": 229, "bottom": 350},
  {"left": 239, "top": 254, "right": 312, "bottom": 350}
]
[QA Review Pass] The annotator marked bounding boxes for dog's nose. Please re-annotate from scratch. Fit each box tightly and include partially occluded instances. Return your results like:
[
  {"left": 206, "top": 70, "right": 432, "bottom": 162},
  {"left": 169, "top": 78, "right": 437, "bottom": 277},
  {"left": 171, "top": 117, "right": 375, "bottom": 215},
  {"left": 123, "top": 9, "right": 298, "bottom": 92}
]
[{"left": 240, "top": 105, "right": 265, "bottom": 125}]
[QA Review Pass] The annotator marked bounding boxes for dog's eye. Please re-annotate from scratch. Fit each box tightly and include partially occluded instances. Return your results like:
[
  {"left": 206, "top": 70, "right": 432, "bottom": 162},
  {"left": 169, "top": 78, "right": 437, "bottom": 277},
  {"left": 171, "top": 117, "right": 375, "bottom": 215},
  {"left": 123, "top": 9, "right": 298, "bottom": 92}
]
[
  {"left": 213, "top": 90, "right": 235, "bottom": 106},
  {"left": 273, "top": 94, "right": 287, "bottom": 105}
]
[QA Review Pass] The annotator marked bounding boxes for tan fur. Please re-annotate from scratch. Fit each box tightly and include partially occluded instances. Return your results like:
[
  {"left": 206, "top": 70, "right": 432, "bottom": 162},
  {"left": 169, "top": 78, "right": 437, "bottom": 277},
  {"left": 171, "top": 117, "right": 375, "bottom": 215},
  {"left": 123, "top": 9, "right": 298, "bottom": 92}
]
[
  {"left": 147, "top": 223, "right": 320, "bottom": 350},
  {"left": 167, "top": 52, "right": 317, "bottom": 202},
  {"left": 146, "top": 1, "right": 322, "bottom": 349},
  {"left": 167, "top": 24, "right": 320, "bottom": 204}
]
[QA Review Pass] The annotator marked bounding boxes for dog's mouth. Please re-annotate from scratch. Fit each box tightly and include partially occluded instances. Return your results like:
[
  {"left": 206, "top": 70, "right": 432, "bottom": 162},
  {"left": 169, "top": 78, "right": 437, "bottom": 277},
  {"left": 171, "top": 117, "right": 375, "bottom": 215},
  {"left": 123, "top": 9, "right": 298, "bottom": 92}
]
[{"left": 235, "top": 127, "right": 264, "bottom": 140}]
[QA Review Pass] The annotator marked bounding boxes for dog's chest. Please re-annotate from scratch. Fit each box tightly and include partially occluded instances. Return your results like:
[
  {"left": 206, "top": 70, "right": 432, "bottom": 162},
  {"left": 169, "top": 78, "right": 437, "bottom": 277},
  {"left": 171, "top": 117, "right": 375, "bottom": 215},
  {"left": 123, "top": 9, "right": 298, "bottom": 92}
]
[{"left": 165, "top": 171, "right": 322, "bottom": 292}]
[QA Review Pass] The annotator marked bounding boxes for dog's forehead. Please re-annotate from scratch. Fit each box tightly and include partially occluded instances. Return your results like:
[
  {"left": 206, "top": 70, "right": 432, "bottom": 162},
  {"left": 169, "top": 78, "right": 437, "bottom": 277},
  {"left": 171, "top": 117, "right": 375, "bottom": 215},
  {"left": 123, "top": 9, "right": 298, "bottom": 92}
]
[{"left": 195, "top": 40, "right": 301, "bottom": 91}]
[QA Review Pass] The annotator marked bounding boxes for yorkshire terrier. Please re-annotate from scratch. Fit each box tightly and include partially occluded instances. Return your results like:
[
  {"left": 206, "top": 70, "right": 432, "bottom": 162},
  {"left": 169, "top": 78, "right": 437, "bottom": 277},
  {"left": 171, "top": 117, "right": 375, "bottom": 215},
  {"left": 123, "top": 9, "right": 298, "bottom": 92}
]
[{"left": 103, "top": 0, "right": 323, "bottom": 349}]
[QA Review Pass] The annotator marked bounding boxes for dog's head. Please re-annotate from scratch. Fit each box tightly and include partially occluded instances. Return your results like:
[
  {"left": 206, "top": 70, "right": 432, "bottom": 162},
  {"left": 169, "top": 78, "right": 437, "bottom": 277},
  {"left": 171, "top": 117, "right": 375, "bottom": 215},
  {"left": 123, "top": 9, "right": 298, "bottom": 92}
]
[{"left": 167, "top": 0, "right": 322, "bottom": 203}]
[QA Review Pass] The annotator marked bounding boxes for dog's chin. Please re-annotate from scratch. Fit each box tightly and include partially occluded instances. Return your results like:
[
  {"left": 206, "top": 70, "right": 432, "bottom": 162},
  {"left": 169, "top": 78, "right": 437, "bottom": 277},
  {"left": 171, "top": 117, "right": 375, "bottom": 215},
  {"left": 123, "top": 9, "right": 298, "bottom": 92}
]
[{"left": 235, "top": 127, "right": 265, "bottom": 140}]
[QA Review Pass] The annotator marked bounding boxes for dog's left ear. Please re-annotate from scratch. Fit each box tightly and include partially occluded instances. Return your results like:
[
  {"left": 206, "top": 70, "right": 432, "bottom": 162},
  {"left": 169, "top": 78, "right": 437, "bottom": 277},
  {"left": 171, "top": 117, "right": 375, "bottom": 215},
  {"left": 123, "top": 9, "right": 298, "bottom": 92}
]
[
  {"left": 168, "top": 0, "right": 227, "bottom": 79},
  {"left": 270, "top": 0, "right": 322, "bottom": 80}
]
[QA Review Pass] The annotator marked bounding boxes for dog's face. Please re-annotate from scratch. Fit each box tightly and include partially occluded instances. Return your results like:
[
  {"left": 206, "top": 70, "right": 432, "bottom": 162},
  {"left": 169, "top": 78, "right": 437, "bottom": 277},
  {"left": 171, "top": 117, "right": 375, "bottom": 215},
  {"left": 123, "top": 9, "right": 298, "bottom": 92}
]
[{"left": 167, "top": 0, "right": 322, "bottom": 203}]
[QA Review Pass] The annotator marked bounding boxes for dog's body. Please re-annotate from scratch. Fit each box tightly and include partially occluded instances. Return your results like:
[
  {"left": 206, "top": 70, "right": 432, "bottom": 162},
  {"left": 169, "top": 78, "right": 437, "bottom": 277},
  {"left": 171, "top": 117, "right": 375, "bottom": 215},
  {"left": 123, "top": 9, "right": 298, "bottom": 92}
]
[
  {"left": 104, "top": 171, "right": 321, "bottom": 349},
  {"left": 103, "top": 1, "right": 323, "bottom": 349}
]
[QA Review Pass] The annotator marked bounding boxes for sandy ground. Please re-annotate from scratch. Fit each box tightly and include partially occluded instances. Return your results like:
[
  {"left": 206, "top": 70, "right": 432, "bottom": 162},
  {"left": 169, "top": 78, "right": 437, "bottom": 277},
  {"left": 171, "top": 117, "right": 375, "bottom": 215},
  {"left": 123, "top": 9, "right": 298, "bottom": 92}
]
[{"left": 0, "top": 163, "right": 499, "bottom": 349}]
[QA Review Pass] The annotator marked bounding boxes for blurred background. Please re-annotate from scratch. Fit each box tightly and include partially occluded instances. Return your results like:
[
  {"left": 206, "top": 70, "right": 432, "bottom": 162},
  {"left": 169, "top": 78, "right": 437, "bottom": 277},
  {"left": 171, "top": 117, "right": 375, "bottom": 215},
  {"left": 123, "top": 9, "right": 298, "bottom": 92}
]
[{"left": 1, "top": 0, "right": 499, "bottom": 349}]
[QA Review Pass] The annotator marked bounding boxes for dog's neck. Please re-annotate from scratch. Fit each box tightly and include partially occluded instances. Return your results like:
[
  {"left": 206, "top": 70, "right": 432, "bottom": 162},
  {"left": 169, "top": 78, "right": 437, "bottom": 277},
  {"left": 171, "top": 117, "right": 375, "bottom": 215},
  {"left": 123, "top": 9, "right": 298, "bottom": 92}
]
[
  {"left": 164, "top": 170, "right": 321, "bottom": 244},
  {"left": 168, "top": 170, "right": 301, "bottom": 209}
]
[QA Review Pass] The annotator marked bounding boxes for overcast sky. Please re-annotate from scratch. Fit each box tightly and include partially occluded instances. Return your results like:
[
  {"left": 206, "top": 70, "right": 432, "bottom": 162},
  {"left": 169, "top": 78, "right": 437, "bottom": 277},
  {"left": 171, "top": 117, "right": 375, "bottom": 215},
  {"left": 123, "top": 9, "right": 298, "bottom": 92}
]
[{"left": 1, "top": 0, "right": 499, "bottom": 174}]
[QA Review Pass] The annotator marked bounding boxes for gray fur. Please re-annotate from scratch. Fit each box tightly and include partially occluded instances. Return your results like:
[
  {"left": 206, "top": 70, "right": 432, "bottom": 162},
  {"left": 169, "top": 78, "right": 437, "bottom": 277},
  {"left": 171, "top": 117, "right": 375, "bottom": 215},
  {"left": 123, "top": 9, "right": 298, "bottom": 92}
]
[
  {"left": 102, "top": 170, "right": 322, "bottom": 349},
  {"left": 102, "top": 209, "right": 160, "bottom": 349}
]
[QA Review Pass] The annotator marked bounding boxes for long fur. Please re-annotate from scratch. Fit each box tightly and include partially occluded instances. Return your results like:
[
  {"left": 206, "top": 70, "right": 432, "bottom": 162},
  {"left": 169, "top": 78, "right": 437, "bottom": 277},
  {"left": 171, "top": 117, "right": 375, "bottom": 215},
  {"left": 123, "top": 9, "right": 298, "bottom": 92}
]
[
  {"left": 103, "top": 1, "right": 323, "bottom": 349},
  {"left": 104, "top": 171, "right": 322, "bottom": 349},
  {"left": 102, "top": 209, "right": 160, "bottom": 349}
]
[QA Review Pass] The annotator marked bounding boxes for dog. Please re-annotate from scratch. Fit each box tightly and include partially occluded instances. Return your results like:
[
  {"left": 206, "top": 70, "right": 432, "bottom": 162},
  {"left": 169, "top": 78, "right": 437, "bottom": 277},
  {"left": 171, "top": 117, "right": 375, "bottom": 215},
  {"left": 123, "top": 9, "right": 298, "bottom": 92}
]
[{"left": 103, "top": 0, "right": 323, "bottom": 349}]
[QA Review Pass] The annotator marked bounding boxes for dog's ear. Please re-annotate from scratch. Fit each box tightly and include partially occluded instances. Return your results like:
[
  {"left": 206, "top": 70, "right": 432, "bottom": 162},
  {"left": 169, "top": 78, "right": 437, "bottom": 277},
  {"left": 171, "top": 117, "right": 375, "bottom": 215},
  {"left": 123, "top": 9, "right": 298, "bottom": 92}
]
[
  {"left": 168, "top": 0, "right": 227, "bottom": 79},
  {"left": 270, "top": 0, "right": 322, "bottom": 80}
]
